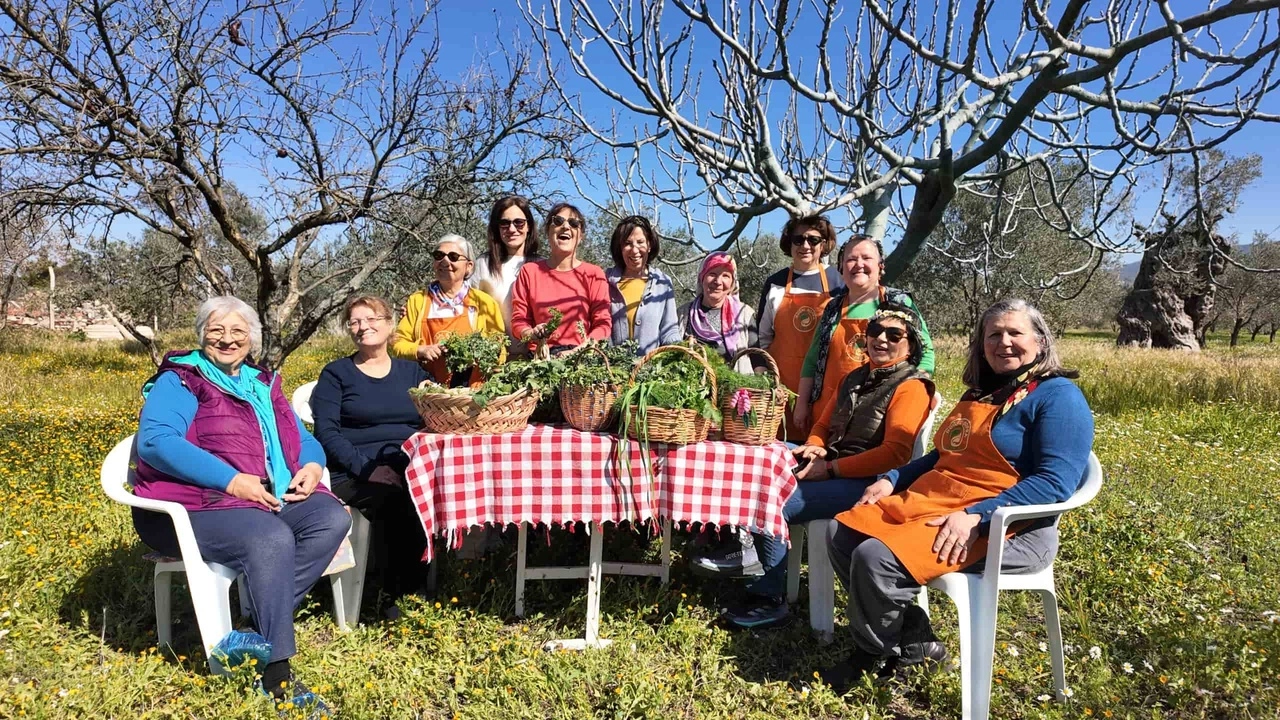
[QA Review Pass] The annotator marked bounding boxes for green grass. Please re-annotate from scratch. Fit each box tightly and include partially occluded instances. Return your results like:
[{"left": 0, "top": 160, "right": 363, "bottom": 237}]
[{"left": 1, "top": 328, "right": 1278, "bottom": 718}]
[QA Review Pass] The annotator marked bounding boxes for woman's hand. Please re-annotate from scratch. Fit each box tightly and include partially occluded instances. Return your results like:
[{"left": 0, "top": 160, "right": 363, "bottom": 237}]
[
  {"left": 226, "top": 473, "right": 281, "bottom": 511},
  {"left": 795, "top": 457, "right": 831, "bottom": 481},
  {"left": 856, "top": 478, "right": 894, "bottom": 506},
  {"left": 417, "top": 344, "right": 444, "bottom": 363},
  {"left": 792, "top": 444, "right": 826, "bottom": 462},
  {"left": 926, "top": 511, "right": 982, "bottom": 566},
  {"left": 523, "top": 322, "right": 551, "bottom": 342},
  {"left": 283, "top": 463, "right": 324, "bottom": 503},
  {"left": 793, "top": 400, "right": 810, "bottom": 431}
]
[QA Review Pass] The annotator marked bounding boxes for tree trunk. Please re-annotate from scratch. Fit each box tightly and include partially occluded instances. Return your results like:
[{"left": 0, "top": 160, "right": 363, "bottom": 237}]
[
  {"left": 1230, "top": 317, "right": 1245, "bottom": 347},
  {"left": 0, "top": 260, "right": 23, "bottom": 331},
  {"left": 1270, "top": 325, "right": 1278, "bottom": 343},
  {"left": 1250, "top": 323, "right": 1263, "bottom": 341}
]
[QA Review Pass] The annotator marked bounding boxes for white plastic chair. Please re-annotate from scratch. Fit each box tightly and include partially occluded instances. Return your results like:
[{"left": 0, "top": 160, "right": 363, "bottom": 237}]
[
  {"left": 291, "top": 380, "right": 375, "bottom": 620},
  {"left": 787, "top": 392, "right": 943, "bottom": 642},
  {"left": 915, "top": 452, "right": 1104, "bottom": 720},
  {"left": 100, "top": 435, "right": 357, "bottom": 674}
]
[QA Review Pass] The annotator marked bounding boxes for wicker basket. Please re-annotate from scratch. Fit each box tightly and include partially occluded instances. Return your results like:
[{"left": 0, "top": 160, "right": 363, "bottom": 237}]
[
  {"left": 720, "top": 348, "right": 789, "bottom": 445},
  {"left": 410, "top": 386, "right": 538, "bottom": 435},
  {"left": 560, "top": 344, "right": 621, "bottom": 432},
  {"left": 621, "top": 344, "right": 716, "bottom": 445}
]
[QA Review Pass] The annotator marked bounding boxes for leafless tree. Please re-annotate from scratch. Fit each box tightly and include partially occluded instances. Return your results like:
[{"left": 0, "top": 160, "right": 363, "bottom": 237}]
[
  {"left": 522, "top": 0, "right": 1280, "bottom": 282},
  {"left": 0, "top": 0, "right": 576, "bottom": 367},
  {"left": 0, "top": 190, "right": 50, "bottom": 327}
]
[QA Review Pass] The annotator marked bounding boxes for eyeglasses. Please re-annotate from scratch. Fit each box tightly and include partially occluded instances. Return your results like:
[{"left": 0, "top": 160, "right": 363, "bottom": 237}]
[
  {"left": 347, "top": 316, "right": 388, "bottom": 330},
  {"left": 432, "top": 250, "right": 470, "bottom": 262},
  {"left": 786, "top": 234, "right": 825, "bottom": 248},
  {"left": 497, "top": 218, "right": 528, "bottom": 230},
  {"left": 549, "top": 215, "right": 582, "bottom": 230},
  {"left": 204, "top": 327, "right": 249, "bottom": 343},
  {"left": 866, "top": 324, "right": 907, "bottom": 343}
]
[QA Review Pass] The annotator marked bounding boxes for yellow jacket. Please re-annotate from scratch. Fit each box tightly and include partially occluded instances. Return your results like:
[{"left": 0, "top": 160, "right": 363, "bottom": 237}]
[{"left": 392, "top": 287, "right": 506, "bottom": 361}]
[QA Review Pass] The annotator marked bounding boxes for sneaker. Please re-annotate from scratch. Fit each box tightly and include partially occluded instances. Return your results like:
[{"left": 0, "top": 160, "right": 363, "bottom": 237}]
[
  {"left": 724, "top": 594, "right": 790, "bottom": 629},
  {"left": 817, "top": 649, "right": 883, "bottom": 693},
  {"left": 690, "top": 530, "right": 764, "bottom": 578}
]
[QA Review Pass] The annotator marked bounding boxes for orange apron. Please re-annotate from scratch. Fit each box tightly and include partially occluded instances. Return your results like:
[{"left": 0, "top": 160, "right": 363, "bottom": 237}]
[
  {"left": 835, "top": 397, "right": 1021, "bottom": 584},
  {"left": 809, "top": 286, "right": 886, "bottom": 428},
  {"left": 766, "top": 268, "right": 832, "bottom": 441},
  {"left": 419, "top": 298, "right": 479, "bottom": 386}
]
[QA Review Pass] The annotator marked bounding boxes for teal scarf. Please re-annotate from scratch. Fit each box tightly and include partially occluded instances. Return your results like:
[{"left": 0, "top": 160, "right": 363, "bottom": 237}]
[{"left": 171, "top": 350, "right": 294, "bottom": 499}]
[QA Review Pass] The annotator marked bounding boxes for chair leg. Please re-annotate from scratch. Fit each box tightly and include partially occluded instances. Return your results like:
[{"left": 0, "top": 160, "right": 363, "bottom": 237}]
[
  {"left": 185, "top": 566, "right": 237, "bottom": 675},
  {"left": 337, "top": 509, "right": 372, "bottom": 629},
  {"left": 1039, "top": 587, "right": 1067, "bottom": 700},
  {"left": 916, "top": 586, "right": 930, "bottom": 618},
  {"left": 945, "top": 582, "right": 975, "bottom": 720},
  {"left": 329, "top": 575, "right": 349, "bottom": 632},
  {"left": 785, "top": 523, "right": 804, "bottom": 604},
  {"left": 968, "top": 581, "right": 999, "bottom": 720},
  {"left": 805, "top": 520, "right": 834, "bottom": 644},
  {"left": 154, "top": 568, "right": 174, "bottom": 650}
]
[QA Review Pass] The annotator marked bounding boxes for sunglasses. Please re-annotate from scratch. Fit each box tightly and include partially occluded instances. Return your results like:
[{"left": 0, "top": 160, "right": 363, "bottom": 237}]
[
  {"left": 866, "top": 323, "right": 907, "bottom": 343},
  {"left": 549, "top": 215, "right": 582, "bottom": 230},
  {"left": 786, "top": 234, "right": 825, "bottom": 248},
  {"left": 497, "top": 218, "right": 528, "bottom": 230},
  {"left": 432, "top": 250, "right": 470, "bottom": 262}
]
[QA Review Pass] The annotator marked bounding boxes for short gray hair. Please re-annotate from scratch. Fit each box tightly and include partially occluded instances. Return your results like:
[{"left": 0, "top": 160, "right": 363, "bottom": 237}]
[
  {"left": 437, "top": 233, "right": 475, "bottom": 262},
  {"left": 961, "top": 298, "right": 1075, "bottom": 388},
  {"left": 195, "top": 295, "right": 263, "bottom": 356}
]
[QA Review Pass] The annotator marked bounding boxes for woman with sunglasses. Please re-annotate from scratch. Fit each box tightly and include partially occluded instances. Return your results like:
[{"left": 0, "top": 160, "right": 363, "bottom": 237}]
[
  {"left": 472, "top": 196, "right": 541, "bottom": 327},
  {"left": 605, "top": 215, "right": 681, "bottom": 354},
  {"left": 392, "top": 235, "right": 505, "bottom": 384},
  {"left": 757, "top": 215, "right": 845, "bottom": 441},
  {"left": 693, "top": 305, "right": 934, "bottom": 630},
  {"left": 312, "top": 295, "right": 431, "bottom": 617},
  {"left": 510, "top": 202, "right": 612, "bottom": 352},
  {"left": 795, "top": 234, "right": 935, "bottom": 437}
]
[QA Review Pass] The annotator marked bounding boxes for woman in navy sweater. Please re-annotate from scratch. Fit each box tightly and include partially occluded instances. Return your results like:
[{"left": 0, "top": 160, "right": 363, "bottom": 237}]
[
  {"left": 820, "top": 298, "right": 1094, "bottom": 689},
  {"left": 312, "top": 295, "right": 431, "bottom": 614}
]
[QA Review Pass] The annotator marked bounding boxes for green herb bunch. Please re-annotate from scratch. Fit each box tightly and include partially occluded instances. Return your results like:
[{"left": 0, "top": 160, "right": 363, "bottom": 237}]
[
  {"left": 618, "top": 342, "right": 721, "bottom": 425},
  {"left": 521, "top": 307, "right": 564, "bottom": 343},
  {"left": 560, "top": 339, "right": 637, "bottom": 388},
  {"left": 473, "top": 357, "right": 566, "bottom": 410},
  {"left": 441, "top": 331, "right": 505, "bottom": 378}
]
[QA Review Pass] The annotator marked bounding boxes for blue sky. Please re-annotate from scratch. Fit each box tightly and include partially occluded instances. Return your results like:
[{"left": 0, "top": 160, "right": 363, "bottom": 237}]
[{"left": 433, "top": 1, "right": 1280, "bottom": 251}]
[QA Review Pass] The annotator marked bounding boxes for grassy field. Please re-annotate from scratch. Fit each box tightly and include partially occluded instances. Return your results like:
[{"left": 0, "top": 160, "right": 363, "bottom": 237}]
[{"left": 0, "top": 329, "right": 1278, "bottom": 718}]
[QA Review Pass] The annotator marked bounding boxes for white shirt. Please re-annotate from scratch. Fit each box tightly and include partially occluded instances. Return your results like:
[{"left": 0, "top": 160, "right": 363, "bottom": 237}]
[{"left": 472, "top": 254, "right": 531, "bottom": 328}]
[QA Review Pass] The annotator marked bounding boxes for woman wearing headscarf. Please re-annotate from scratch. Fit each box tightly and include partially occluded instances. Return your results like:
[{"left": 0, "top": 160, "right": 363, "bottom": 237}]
[
  {"left": 132, "top": 296, "right": 349, "bottom": 711},
  {"left": 820, "top": 298, "right": 1093, "bottom": 689},
  {"left": 392, "top": 234, "right": 505, "bottom": 385},
  {"left": 605, "top": 214, "right": 682, "bottom": 354},
  {"left": 794, "top": 234, "right": 934, "bottom": 435},
  {"left": 694, "top": 305, "right": 933, "bottom": 631},
  {"left": 757, "top": 214, "right": 844, "bottom": 441},
  {"left": 678, "top": 251, "right": 757, "bottom": 373}
]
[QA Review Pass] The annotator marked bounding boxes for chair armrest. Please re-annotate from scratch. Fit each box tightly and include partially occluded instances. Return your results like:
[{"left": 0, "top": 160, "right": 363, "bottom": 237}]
[{"left": 989, "top": 500, "right": 1075, "bottom": 535}]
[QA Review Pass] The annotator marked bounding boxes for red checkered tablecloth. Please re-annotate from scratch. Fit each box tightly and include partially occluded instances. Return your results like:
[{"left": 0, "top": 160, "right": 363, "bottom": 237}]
[{"left": 402, "top": 425, "right": 798, "bottom": 562}]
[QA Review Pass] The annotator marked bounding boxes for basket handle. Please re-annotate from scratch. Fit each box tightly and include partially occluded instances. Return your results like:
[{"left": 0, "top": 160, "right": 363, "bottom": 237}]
[
  {"left": 728, "top": 347, "right": 780, "bottom": 380},
  {"left": 630, "top": 343, "right": 718, "bottom": 402}
]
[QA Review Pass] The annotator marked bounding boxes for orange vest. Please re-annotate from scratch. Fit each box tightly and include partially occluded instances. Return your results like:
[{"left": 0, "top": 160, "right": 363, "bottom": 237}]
[
  {"left": 765, "top": 268, "right": 832, "bottom": 442},
  {"left": 835, "top": 396, "right": 1021, "bottom": 584},
  {"left": 418, "top": 299, "right": 479, "bottom": 386}
]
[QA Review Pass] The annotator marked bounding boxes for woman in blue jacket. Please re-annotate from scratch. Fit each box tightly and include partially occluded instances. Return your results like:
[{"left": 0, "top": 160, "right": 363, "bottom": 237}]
[{"left": 605, "top": 215, "right": 681, "bottom": 354}]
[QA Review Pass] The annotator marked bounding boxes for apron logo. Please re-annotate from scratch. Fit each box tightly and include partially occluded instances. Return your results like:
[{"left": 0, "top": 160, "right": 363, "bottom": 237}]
[
  {"left": 844, "top": 332, "right": 866, "bottom": 364},
  {"left": 793, "top": 306, "right": 818, "bottom": 333},
  {"left": 940, "top": 417, "right": 971, "bottom": 452}
]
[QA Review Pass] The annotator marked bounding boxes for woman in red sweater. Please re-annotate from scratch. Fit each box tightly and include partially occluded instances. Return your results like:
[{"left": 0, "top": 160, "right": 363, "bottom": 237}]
[{"left": 509, "top": 202, "right": 612, "bottom": 353}]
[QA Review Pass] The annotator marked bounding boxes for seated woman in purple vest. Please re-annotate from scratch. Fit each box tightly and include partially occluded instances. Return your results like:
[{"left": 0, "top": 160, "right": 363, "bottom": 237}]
[
  {"left": 311, "top": 295, "right": 431, "bottom": 617},
  {"left": 132, "top": 295, "right": 350, "bottom": 710},
  {"left": 691, "top": 305, "right": 934, "bottom": 631}
]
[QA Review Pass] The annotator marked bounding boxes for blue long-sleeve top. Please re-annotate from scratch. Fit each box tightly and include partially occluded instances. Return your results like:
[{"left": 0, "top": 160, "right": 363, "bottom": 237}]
[
  {"left": 605, "top": 266, "right": 683, "bottom": 355},
  {"left": 310, "top": 355, "right": 429, "bottom": 483},
  {"left": 884, "top": 376, "right": 1094, "bottom": 531},
  {"left": 137, "top": 371, "right": 326, "bottom": 491}
]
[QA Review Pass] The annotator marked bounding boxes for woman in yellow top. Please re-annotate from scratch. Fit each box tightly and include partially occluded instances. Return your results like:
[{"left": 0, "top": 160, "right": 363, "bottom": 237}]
[
  {"left": 605, "top": 215, "right": 681, "bottom": 354},
  {"left": 392, "top": 234, "right": 505, "bottom": 385}
]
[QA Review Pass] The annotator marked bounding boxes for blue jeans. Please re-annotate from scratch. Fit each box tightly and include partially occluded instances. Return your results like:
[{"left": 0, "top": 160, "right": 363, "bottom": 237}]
[
  {"left": 133, "top": 493, "right": 351, "bottom": 662},
  {"left": 745, "top": 475, "right": 873, "bottom": 597}
]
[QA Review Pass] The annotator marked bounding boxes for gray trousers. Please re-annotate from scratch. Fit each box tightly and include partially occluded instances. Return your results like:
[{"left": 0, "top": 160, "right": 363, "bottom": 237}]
[{"left": 827, "top": 521, "right": 1058, "bottom": 657}]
